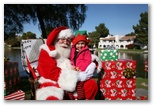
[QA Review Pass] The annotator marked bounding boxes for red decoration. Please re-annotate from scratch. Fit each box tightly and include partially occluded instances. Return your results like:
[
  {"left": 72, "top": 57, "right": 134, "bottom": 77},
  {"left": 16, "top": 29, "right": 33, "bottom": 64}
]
[
  {"left": 4, "top": 90, "right": 25, "bottom": 100},
  {"left": 100, "top": 59, "right": 136, "bottom": 100}
]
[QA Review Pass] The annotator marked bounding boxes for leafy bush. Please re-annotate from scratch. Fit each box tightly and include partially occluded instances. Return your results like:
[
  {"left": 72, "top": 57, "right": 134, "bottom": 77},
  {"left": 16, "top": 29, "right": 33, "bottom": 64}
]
[
  {"left": 126, "top": 44, "right": 141, "bottom": 49},
  {"left": 126, "top": 44, "right": 135, "bottom": 49}
]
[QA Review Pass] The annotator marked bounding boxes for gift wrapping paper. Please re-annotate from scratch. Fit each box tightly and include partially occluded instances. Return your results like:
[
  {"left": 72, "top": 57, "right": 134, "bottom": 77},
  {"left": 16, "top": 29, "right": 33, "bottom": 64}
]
[
  {"left": 4, "top": 62, "right": 20, "bottom": 95},
  {"left": 4, "top": 90, "right": 25, "bottom": 100},
  {"left": 100, "top": 49, "right": 118, "bottom": 61},
  {"left": 100, "top": 59, "right": 136, "bottom": 100}
]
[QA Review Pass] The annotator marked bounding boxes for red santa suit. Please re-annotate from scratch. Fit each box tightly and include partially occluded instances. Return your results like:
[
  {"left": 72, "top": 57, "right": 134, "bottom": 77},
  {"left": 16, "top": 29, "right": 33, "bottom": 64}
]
[{"left": 36, "top": 26, "right": 99, "bottom": 100}]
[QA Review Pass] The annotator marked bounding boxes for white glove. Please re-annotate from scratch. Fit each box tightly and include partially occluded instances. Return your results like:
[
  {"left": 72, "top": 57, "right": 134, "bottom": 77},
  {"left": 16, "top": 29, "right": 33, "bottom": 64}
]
[{"left": 78, "top": 62, "right": 96, "bottom": 81}]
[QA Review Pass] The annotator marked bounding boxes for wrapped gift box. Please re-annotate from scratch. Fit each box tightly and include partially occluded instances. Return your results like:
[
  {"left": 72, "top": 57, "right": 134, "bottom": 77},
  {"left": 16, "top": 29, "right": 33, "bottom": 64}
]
[
  {"left": 101, "top": 61, "right": 116, "bottom": 78},
  {"left": 115, "top": 59, "right": 136, "bottom": 79},
  {"left": 100, "top": 59, "right": 136, "bottom": 100},
  {"left": 100, "top": 49, "right": 118, "bottom": 61},
  {"left": 4, "top": 62, "right": 20, "bottom": 95},
  {"left": 4, "top": 90, "right": 25, "bottom": 100}
]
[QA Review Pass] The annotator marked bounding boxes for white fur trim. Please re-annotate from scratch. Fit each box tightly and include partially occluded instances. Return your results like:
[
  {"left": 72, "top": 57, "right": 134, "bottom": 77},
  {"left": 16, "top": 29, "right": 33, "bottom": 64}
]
[
  {"left": 97, "top": 67, "right": 102, "bottom": 73},
  {"left": 49, "top": 50, "right": 58, "bottom": 57},
  {"left": 92, "top": 54, "right": 102, "bottom": 73},
  {"left": 38, "top": 77, "right": 57, "bottom": 84},
  {"left": 97, "top": 60, "right": 102, "bottom": 73},
  {"left": 58, "top": 69, "right": 78, "bottom": 92},
  {"left": 39, "top": 44, "right": 56, "bottom": 57},
  {"left": 36, "top": 86, "right": 64, "bottom": 100},
  {"left": 92, "top": 54, "right": 99, "bottom": 62},
  {"left": 39, "top": 44, "right": 50, "bottom": 52},
  {"left": 58, "top": 29, "right": 73, "bottom": 38}
]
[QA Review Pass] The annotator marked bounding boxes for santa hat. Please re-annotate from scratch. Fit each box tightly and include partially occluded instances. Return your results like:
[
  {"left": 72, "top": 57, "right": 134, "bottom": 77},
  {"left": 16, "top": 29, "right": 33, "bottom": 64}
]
[
  {"left": 47, "top": 26, "right": 74, "bottom": 49},
  {"left": 46, "top": 26, "right": 74, "bottom": 57},
  {"left": 72, "top": 34, "right": 90, "bottom": 46}
]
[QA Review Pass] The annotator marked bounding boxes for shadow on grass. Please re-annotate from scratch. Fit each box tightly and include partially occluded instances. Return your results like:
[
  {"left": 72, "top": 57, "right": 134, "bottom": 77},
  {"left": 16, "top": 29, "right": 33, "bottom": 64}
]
[{"left": 17, "top": 76, "right": 32, "bottom": 100}]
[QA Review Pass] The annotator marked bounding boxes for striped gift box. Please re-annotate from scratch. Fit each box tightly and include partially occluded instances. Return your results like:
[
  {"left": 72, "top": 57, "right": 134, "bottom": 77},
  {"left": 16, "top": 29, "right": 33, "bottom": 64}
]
[{"left": 4, "top": 90, "right": 25, "bottom": 100}]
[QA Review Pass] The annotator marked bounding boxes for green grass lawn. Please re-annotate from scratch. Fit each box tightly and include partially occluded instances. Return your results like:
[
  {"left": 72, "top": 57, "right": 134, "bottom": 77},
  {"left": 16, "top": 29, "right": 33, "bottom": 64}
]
[
  {"left": 17, "top": 77, "right": 32, "bottom": 100},
  {"left": 136, "top": 77, "right": 148, "bottom": 90},
  {"left": 118, "top": 49, "right": 145, "bottom": 52}
]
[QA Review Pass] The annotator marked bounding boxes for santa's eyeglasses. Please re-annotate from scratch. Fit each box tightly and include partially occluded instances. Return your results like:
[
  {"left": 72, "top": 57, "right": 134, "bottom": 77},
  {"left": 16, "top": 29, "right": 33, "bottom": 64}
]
[{"left": 58, "top": 38, "right": 72, "bottom": 42}]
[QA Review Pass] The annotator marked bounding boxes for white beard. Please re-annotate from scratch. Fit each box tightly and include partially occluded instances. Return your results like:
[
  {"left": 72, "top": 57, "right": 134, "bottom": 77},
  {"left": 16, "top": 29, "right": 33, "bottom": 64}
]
[
  {"left": 55, "top": 43, "right": 72, "bottom": 70},
  {"left": 55, "top": 43, "right": 71, "bottom": 58}
]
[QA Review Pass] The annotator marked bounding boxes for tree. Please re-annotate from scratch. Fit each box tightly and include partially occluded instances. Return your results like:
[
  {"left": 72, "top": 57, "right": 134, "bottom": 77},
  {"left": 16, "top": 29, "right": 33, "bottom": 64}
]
[
  {"left": 88, "top": 31, "right": 100, "bottom": 48},
  {"left": 95, "top": 23, "right": 109, "bottom": 38},
  {"left": 133, "top": 12, "right": 148, "bottom": 46},
  {"left": 21, "top": 31, "right": 36, "bottom": 39},
  {"left": 88, "top": 23, "right": 109, "bottom": 47},
  {"left": 5, "top": 33, "right": 21, "bottom": 47},
  {"left": 4, "top": 4, "right": 87, "bottom": 38},
  {"left": 125, "top": 32, "right": 136, "bottom": 36}
]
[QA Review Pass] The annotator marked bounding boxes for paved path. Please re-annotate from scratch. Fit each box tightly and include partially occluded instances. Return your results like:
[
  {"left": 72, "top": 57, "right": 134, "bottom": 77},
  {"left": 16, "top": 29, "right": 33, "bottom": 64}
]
[{"left": 136, "top": 88, "right": 148, "bottom": 97}]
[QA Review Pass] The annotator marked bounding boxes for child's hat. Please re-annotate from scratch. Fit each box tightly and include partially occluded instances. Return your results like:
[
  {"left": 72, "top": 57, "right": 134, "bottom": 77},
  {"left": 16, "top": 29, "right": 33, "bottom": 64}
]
[{"left": 72, "top": 34, "right": 90, "bottom": 46}]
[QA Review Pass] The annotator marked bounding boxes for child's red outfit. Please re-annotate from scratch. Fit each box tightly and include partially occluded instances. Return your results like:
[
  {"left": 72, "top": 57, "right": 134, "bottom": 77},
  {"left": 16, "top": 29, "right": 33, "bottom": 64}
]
[
  {"left": 70, "top": 46, "right": 92, "bottom": 71},
  {"left": 69, "top": 35, "right": 92, "bottom": 100}
]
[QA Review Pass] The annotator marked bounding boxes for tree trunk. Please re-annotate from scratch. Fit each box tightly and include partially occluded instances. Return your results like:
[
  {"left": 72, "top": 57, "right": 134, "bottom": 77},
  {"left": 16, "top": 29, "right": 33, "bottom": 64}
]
[{"left": 36, "top": 5, "right": 47, "bottom": 38}]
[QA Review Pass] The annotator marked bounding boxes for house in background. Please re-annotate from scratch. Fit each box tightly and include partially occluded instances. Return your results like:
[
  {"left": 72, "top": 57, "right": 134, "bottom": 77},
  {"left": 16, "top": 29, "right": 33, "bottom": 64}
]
[{"left": 98, "top": 35, "right": 136, "bottom": 49}]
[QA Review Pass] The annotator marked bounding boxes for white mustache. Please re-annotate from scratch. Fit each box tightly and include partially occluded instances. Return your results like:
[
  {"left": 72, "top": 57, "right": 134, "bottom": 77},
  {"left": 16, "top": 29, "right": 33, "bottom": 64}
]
[{"left": 60, "top": 43, "right": 69, "bottom": 48}]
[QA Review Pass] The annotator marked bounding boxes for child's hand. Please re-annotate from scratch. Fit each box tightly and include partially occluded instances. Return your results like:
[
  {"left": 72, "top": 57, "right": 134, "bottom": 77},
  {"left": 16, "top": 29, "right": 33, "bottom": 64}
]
[
  {"left": 72, "top": 66, "right": 76, "bottom": 70},
  {"left": 75, "top": 67, "right": 80, "bottom": 71},
  {"left": 72, "top": 66, "right": 80, "bottom": 71}
]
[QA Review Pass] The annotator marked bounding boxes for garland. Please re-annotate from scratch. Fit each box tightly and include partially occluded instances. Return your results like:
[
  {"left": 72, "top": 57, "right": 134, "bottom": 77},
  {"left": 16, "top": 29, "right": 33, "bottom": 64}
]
[{"left": 123, "top": 68, "right": 136, "bottom": 78}]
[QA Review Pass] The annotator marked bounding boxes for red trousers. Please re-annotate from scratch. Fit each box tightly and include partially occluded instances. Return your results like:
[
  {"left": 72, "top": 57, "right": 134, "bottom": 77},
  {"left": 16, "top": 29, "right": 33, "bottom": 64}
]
[
  {"left": 68, "top": 81, "right": 85, "bottom": 100},
  {"left": 67, "top": 78, "right": 98, "bottom": 100}
]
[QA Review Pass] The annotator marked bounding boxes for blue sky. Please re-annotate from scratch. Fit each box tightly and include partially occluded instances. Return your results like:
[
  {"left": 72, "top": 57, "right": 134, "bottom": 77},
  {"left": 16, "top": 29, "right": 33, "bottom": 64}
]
[
  {"left": 1, "top": 1, "right": 154, "bottom": 106},
  {"left": 23, "top": 4, "right": 148, "bottom": 38}
]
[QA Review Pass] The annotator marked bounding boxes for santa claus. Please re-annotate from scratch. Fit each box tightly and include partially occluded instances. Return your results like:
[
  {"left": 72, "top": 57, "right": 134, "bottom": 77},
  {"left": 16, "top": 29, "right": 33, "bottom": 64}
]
[{"left": 36, "top": 26, "right": 99, "bottom": 100}]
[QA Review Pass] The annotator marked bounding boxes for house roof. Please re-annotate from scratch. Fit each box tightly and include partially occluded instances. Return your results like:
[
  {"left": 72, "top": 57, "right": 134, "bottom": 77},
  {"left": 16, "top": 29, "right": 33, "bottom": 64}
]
[
  {"left": 100, "top": 37, "right": 115, "bottom": 40},
  {"left": 119, "top": 36, "right": 136, "bottom": 40},
  {"left": 100, "top": 35, "right": 136, "bottom": 41}
]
